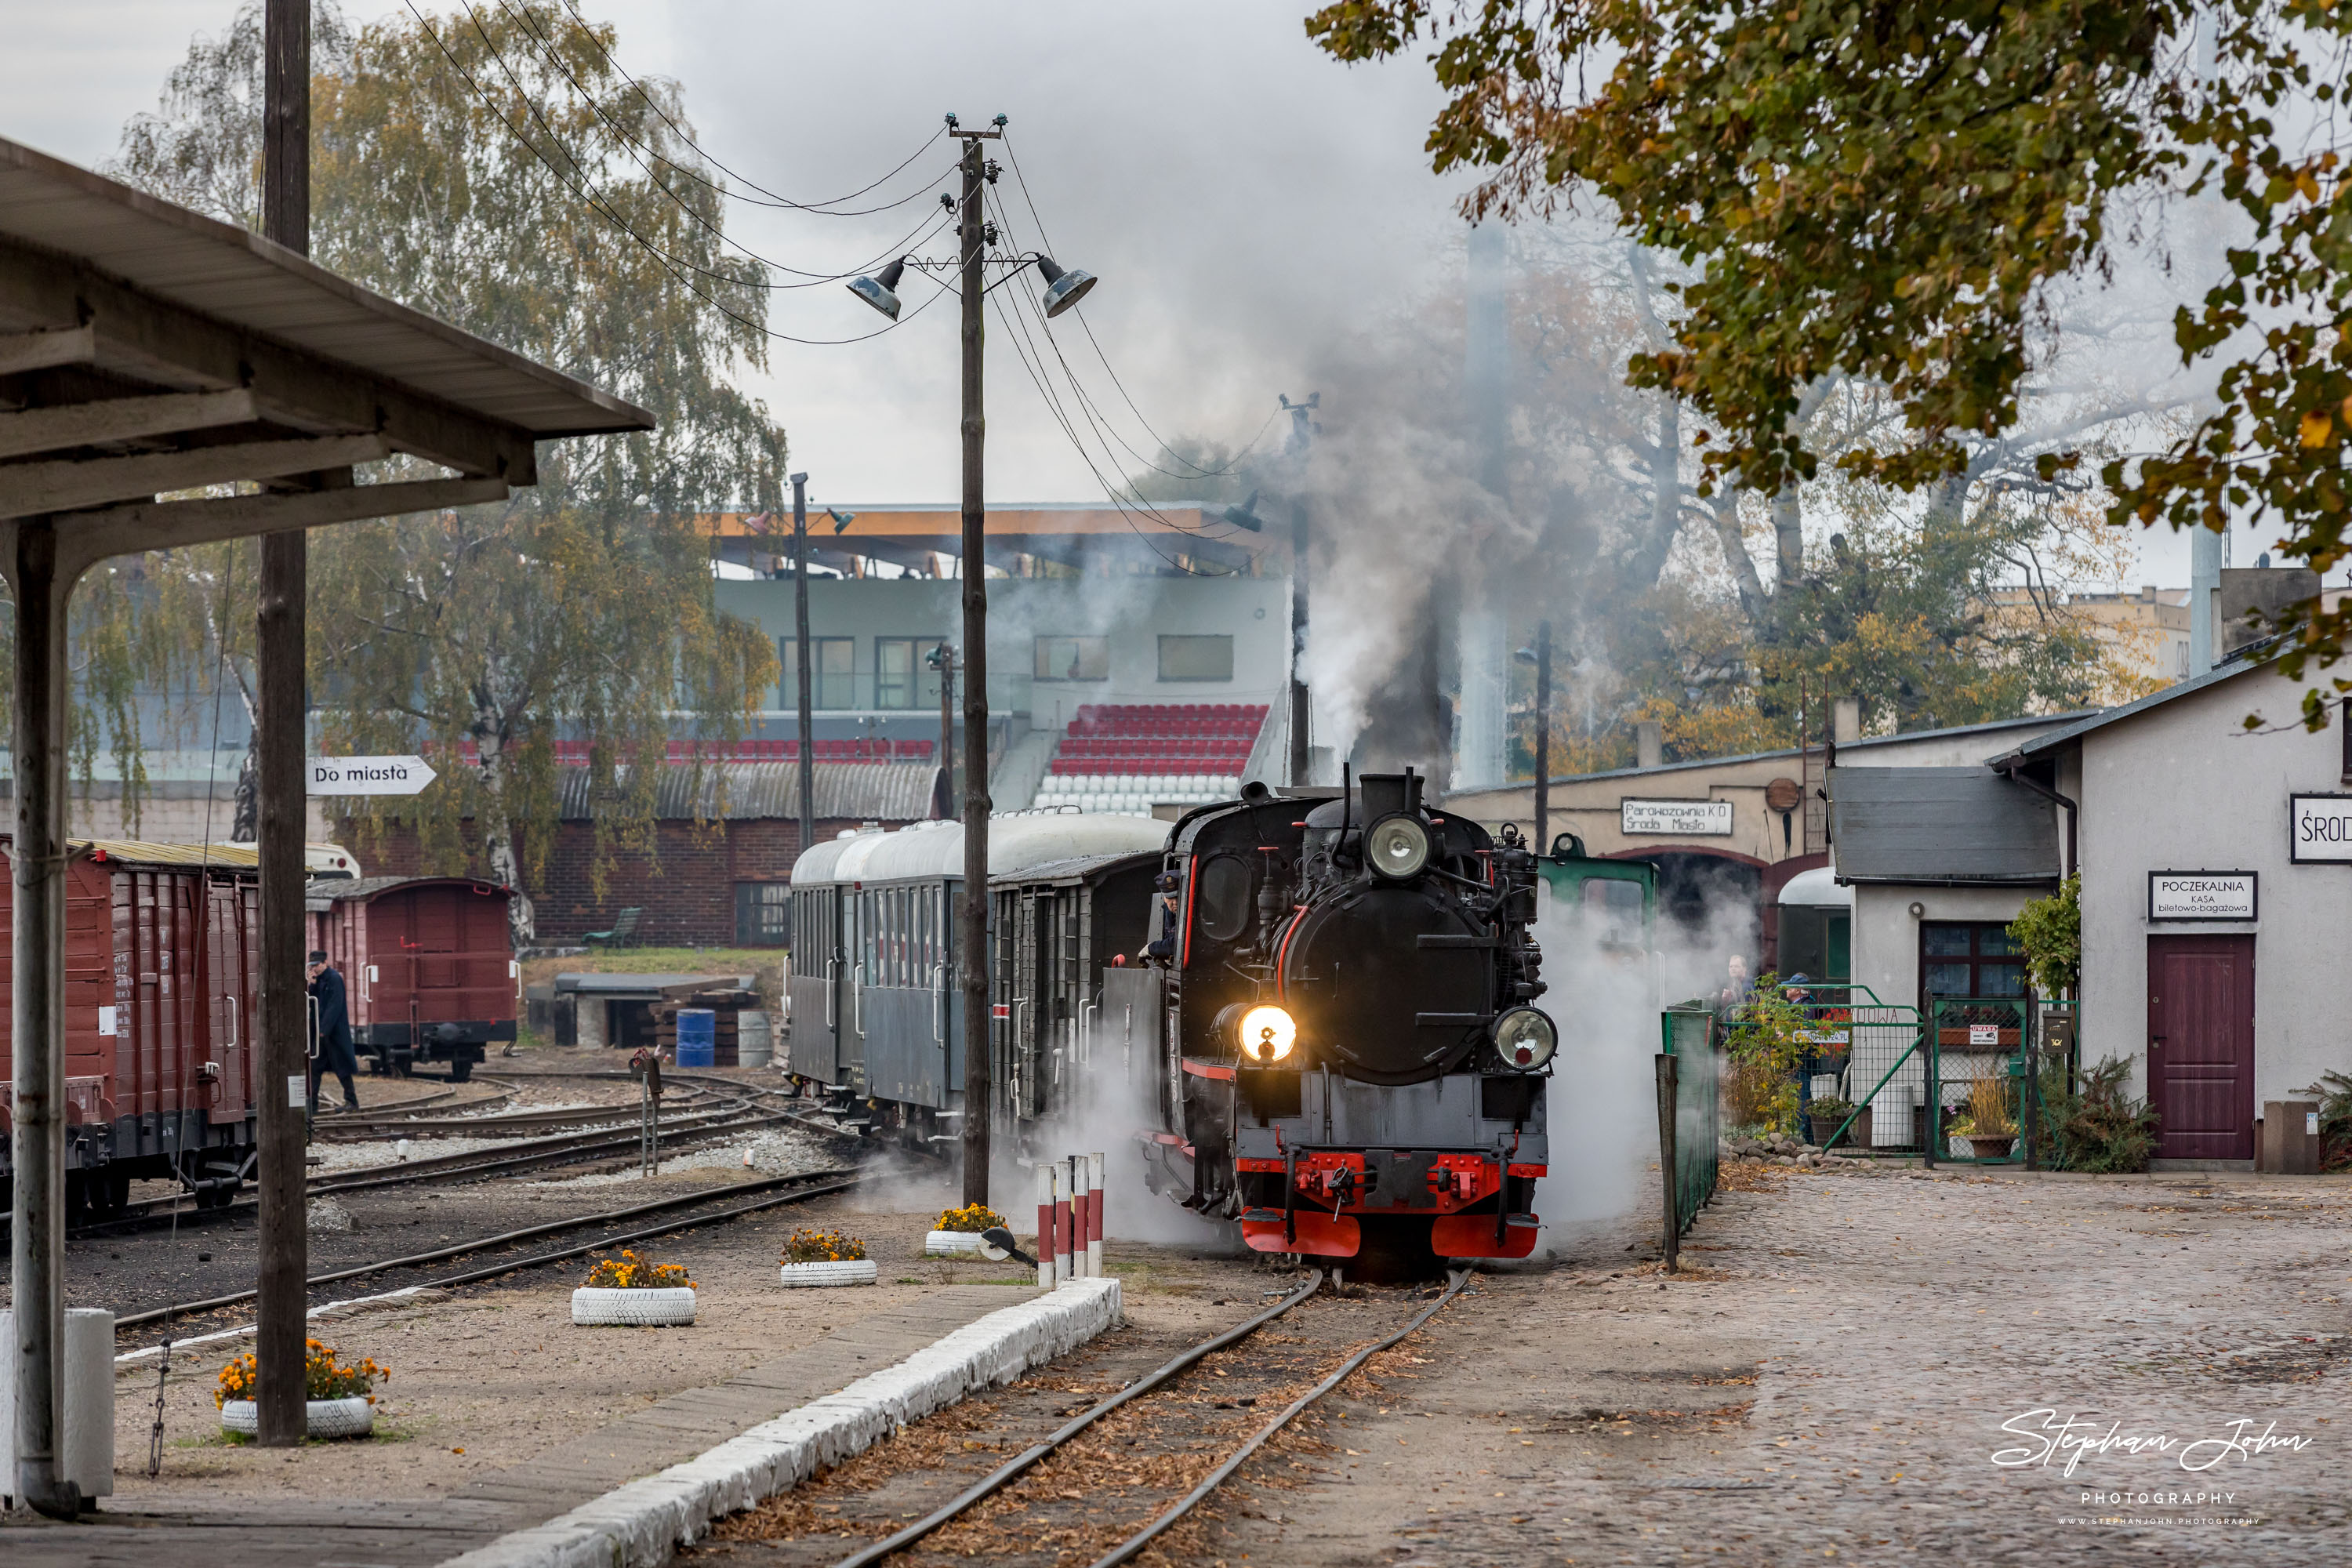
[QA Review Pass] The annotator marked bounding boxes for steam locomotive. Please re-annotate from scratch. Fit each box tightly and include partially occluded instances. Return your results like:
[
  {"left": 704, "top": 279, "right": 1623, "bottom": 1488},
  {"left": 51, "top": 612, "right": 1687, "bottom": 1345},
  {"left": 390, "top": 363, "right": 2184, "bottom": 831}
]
[
  {"left": 788, "top": 769, "right": 1555, "bottom": 1269},
  {"left": 1107, "top": 771, "right": 1552, "bottom": 1266}
]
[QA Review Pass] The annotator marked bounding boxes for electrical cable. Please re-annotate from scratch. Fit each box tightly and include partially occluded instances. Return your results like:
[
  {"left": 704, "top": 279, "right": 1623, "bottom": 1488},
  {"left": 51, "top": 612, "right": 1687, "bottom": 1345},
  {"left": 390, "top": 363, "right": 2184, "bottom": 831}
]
[
  {"left": 983, "top": 194, "right": 1251, "bottom": 551},
  {"left": 1002, "top": 133, "right": 1275, "bottom": 478},
  {"left": 554, "top": 0, "right": 947, "bottom": 216},
  {"left": 459, "top": 0, "right": 954, "bottom": 290},
  {"left": 404, "top": 1, "right": 949, "bottom": 345},
  {"left": 488, "top": 0, "right": 956, "bottom": 284},
  {"left": 984, "top": 283, "right": 1234, "bottom": 577}
]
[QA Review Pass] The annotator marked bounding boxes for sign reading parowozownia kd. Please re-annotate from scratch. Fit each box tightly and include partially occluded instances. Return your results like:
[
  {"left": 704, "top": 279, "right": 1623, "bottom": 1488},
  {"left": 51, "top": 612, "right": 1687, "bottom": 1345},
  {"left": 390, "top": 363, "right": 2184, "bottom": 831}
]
[
  {"left": 2148, "top": 870, "right": 2257, "bottom": 921},
  {"left": 2291, "top": 793, "right": 2352, "bottom": 863},
  {"left": 1621, "top": 798, "right": 1733, "bottom": 837}
]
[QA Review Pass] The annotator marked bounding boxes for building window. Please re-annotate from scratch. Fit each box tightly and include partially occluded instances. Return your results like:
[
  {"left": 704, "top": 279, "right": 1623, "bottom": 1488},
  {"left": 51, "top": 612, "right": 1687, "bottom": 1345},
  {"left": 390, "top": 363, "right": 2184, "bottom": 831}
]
[
  {"left": 1157, "top": 633, "right": 1233, "bottom": 682},
  {"left": 1920, "top": 921, "right": 2027, "bottom": 1004},
  {"left": 735, "top": 882, "right": 792, "bottom": 946},
  {"left": 779, "top": 636, "right": 855, "bottom": 709},
  {"left": 1035, "top": 636, "right": 1109, "bottom": 681},
  {"left": 876, "top": 637, "right": 945, "bottom": 710}
]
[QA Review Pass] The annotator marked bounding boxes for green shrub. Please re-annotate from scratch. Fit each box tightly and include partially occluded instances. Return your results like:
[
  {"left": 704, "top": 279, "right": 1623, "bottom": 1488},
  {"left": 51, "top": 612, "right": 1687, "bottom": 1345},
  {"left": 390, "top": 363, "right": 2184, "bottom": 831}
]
[
  {"left": 2008, "top": 876, "right": 2081, "bottom": 997},
  {"left": 2296, "top": 1071, "right": 2352, "bottom": 1172},
  {"left": 2037, "top": 1054, "right": 2158, "bottom": 1173}
]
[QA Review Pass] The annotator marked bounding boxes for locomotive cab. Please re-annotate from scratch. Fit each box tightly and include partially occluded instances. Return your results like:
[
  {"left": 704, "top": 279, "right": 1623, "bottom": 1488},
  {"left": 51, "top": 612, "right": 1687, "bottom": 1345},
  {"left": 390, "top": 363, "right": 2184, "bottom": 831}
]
[{"left": 1141, "top": 771, "right": 1555, "bottom": 1271}]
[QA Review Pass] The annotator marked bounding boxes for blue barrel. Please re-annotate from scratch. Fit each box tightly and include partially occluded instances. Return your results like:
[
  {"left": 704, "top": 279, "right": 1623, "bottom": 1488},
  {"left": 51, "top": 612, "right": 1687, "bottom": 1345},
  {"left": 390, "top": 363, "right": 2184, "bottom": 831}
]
[{"left": 675, "top": 1008, "right": 715, "bottom": 1067}]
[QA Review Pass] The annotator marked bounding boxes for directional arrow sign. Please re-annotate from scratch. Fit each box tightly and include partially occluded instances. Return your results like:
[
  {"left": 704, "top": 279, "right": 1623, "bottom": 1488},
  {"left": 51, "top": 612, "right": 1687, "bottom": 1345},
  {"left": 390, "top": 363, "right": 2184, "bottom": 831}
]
[{"left": 307, "top": 756, "right": 437, "bottom": 796}]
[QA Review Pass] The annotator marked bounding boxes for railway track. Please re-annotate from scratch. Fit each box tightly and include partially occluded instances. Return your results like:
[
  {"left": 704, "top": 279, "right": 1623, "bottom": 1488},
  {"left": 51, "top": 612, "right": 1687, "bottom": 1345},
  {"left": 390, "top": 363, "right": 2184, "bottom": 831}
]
[
  {"left": 712, "top": 1269, "right": 1474, "bottom": 1567},
  {"left": 114, "top": 1165, "right": 866, "bottom": 1339},
  {"left": 62, "top": 1075, "right": 858, "bottom": 1239}
]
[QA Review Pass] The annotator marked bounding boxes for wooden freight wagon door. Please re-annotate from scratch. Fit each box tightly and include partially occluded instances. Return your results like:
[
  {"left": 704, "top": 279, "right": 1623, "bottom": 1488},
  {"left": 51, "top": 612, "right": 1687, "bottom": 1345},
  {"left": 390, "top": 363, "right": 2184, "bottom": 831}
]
[
  {"left": 206, "top": 880, "right": 250, "bottom": 1124},
  {"left": 375, "top": 885, "right": 513, "bottom": 1028},
  {"left": 2147, "top": 934, "right": 2256, "bottom": 1161}
]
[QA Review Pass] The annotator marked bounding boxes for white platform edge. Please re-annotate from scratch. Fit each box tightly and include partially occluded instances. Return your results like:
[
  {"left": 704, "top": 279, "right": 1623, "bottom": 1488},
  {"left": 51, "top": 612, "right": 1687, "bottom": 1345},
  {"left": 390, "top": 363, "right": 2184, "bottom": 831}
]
[{"left": 437, "top": 1276, "right": 1123, "bottom": 1568}]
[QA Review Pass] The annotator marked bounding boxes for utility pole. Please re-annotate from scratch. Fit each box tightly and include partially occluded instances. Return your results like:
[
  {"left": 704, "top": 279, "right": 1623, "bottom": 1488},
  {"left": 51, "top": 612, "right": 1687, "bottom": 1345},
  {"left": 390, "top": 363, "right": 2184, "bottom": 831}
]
[
  {"left": 790, "top": 473, "right": 815, "bottom": 855},
  {"left": 1282, "top": 394, "right": 1317, "bottom": 785},
  {"left": 953, "top": 123, "right": 996, "bottom": 1207},
  {"left": 256, "top": 0, "right": 310, "bottom": 1450},
  {"left": 1531, "top": 619, "right": 1552, "bottom": 855}
]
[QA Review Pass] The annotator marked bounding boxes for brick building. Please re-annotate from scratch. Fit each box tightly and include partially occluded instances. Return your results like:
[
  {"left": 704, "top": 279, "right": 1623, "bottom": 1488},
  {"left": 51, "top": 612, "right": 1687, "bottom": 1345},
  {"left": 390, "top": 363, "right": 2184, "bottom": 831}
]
[{"left": 346, "top": 760, "right": 932, "bottom": 949}]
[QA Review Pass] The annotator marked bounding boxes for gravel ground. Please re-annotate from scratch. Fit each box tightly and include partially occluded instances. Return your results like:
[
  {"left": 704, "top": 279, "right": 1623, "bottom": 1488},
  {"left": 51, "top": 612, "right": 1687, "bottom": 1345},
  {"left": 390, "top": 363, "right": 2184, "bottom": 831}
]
[
  {"left": 1203, "top": 1164, "right": 2352, "bottom": 1567},
  {"left": 534, "top": 1127, "right": 844, "bottom": 1189}
]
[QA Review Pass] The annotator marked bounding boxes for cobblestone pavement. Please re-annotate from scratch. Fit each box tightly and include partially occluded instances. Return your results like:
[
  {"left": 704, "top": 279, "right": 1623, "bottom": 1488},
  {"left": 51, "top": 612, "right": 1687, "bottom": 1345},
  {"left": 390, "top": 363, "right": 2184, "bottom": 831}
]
[{"left": 1214, "top": 1167, "right": 2352, "bottom": 1566}]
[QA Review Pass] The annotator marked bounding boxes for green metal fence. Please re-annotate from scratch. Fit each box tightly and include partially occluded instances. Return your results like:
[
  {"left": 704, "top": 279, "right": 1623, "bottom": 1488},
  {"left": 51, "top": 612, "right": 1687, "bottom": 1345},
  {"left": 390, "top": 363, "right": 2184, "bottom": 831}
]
[
  {"left": 1657, "top": 1004, "right": 1722, "bottom": 1264},
  {"left": 1922, "top": 995, "right": 2078, "bottom": 1167},
  {"left": 1780, "top": 983, "right": 1929, "bottom": 1156}
]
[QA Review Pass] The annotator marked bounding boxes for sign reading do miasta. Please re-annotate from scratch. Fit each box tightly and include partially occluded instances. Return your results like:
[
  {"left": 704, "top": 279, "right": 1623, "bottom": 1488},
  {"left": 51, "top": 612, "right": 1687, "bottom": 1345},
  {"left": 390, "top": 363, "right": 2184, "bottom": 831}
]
[
  {"left": 307, "top": 756, "right": 437, "bottom": 797},
  {"left": 1621, "top": 798, "right": 1733, "bottom": 837}
]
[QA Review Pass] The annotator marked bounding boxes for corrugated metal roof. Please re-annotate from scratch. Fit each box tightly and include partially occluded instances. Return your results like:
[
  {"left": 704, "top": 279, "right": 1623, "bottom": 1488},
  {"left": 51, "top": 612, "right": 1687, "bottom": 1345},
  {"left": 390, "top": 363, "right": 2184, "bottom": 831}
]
[
  {"left": 1829, "top": 768, "right": 2059, "bottom": 885},
  {"left": 557, "top": 762, "right": 938, "bottom": 823},
  {"left": 0, "top": 136, "right": 652, "bottom": 438},
  {"left": 78, "top": 838, "right": 257, "bottom": 869},
  {"left": 307, "top": 874, "right": 510, "bottom": 910}
]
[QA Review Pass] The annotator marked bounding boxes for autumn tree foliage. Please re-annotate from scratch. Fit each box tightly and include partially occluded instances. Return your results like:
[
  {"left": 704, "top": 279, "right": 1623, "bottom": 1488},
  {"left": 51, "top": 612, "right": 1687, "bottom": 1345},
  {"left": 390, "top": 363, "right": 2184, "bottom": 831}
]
[
  {"left": 89, "top": 2, "right": 781, "bottom": 935},
  {"left": 1309, "top": 0, "right": 2352, "bottom": 722}
]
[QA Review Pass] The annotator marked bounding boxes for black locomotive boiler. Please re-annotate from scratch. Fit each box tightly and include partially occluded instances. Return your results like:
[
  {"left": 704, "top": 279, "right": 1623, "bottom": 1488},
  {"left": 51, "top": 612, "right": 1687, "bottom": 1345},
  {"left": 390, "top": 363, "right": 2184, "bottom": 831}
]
[{"left": 1111, "top": 770, "right": 1555, "bottom": 1265}]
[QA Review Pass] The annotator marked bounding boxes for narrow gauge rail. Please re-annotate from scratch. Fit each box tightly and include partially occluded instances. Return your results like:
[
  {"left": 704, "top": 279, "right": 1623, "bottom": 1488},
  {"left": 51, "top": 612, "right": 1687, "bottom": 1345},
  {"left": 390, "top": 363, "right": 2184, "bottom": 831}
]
[
  {"left": 310, "top": 1090, "right": 731, "bottom": 1142},
  {"left": 56, "top": 1080, "right": 847, "bottom": 1238},
  {"left": 114, "top": 1166, "right": 865, "bottom": 1338},
  {"left": 813, "top": 1269, "right": 1473, "bottom": 1568}
]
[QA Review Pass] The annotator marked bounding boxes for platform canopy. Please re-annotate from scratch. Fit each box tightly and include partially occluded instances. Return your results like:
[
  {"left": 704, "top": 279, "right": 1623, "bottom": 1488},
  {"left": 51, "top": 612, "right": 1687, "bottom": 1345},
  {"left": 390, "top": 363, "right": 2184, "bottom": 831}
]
[{"left": 0, "top": 132, "right": 653, "bottom": 564}]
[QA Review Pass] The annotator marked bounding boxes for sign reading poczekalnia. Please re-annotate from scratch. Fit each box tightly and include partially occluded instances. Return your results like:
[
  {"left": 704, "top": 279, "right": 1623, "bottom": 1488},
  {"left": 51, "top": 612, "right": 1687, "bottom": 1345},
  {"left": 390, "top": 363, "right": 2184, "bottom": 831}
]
[{"left": 307, "top": 756, "right": 437, "bottom": 797}]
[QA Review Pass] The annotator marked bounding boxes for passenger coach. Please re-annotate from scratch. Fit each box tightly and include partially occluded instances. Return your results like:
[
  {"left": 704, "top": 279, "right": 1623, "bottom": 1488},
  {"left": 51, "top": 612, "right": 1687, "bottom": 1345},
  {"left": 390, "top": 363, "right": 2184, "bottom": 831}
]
[{"left": 786, "top": 813, "right": 1163, "bottom": 1146}]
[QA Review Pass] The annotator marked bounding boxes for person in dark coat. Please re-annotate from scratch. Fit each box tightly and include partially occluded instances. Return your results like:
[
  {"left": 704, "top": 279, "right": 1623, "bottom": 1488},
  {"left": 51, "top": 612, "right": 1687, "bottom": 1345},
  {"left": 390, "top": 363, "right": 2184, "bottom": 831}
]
[{"left": 307, "top": 949, "right": 361, "bottom": 1112}]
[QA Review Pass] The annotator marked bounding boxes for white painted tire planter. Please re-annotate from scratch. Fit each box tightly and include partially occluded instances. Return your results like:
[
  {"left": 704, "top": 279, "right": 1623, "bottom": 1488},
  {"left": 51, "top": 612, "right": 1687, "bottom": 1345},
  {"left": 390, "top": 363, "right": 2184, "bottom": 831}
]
[
  {"left": 924, "top": 1230, "right": 1010, "bottom": 1260},
  {"left": 571, "top": 1286, "right": 698, "bottom": 1326},
  {"left": 779, "top": 1259, "right": 878, "bottom": 1287},
  {"left": 219, "top": 1396, "right": 375, "bottom": 1439}
]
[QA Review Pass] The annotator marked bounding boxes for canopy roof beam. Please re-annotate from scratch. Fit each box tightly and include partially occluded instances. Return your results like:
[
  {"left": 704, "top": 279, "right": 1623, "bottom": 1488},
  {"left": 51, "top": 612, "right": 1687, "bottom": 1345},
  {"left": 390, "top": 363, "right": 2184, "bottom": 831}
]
[
  {"left": 0, "top": 387, "right": 260, "bottom": 460},
  {"left": 0, "top": 241, "right": 538, "bottom": 485}
]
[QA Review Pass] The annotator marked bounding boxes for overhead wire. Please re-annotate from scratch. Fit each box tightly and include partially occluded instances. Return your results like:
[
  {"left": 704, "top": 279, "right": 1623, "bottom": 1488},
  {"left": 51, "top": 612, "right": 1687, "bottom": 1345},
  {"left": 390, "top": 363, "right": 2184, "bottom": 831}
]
[
  {"left": 404, "top": 0, "right": 950, "bottom": 346},
  {"left": 554, "top": 0, "right": 946, "bottom": 216},
  {"left": 984, "top": 188, "right": 1250, "bottom": 545},
  {"left": 487, "top": 0, "right": 956, "bottom": 285},
  {"left": 1001, "top": 132, "right": 1276, "bottom": 480},
  {"left": 459, "top": 0, "right": 952, "bottom": 290}
]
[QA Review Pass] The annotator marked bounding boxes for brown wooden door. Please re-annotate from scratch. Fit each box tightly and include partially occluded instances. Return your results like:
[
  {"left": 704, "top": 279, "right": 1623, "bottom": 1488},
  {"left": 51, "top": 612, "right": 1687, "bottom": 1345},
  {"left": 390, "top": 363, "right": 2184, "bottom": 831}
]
[{"left": 2147, "top": 935, "right": 2256, "bottom": 1160}]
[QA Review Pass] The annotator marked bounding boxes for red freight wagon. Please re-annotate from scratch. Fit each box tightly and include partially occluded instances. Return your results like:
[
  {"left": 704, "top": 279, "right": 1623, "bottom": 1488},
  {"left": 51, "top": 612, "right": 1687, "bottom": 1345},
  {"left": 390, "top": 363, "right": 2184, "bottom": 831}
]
[
  {"left": 307, "top": 877, "right": 516, "bottom": 1081},
  {"left": 0, "top": 840, "right": 260, "bottom": 1219}
]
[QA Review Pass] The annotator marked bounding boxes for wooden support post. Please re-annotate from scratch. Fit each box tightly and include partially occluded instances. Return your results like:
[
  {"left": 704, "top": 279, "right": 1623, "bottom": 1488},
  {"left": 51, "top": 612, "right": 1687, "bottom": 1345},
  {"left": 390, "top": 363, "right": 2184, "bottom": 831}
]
[
  {"left": 9, "top": 518, "right": 78, "bottom": 1515},
  {"left": 1655, "top": 1052, "right": 1679, "bottom": 1273},
  {"left": 956, "top": 133, "right": 992, "bottom": 1208},
  {"left": 255, "top": 0, "right": 310, "bottom": 1450}
]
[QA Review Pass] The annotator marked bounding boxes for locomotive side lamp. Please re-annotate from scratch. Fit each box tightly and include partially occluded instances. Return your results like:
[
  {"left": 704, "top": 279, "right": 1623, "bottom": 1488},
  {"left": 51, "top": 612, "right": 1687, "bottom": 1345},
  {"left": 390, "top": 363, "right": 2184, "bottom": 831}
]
[
  {"left": 1364, "top": 814, "right": 1432, "bottom": 880},
  {"left": 1239, "top": 1004, "right": 1297, "bottom": 1062},
  {"left": 1494, "top": 1007, "right": 1558, "bottom": 1072}
]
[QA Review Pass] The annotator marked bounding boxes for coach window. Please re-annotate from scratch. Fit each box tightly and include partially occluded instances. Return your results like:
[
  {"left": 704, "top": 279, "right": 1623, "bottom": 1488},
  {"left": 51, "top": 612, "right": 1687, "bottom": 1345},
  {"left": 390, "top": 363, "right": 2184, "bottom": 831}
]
[
  {"left": 1035, "top": 636, "right": 1109, "bottom": 681},
  {"left": 1158, "top": 634, "right": 1233, "bottom": 682}
]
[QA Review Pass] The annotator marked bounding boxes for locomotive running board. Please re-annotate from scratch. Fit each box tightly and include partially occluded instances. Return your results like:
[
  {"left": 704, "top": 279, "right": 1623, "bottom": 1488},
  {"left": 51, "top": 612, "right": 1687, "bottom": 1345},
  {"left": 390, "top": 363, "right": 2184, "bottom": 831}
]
[{"left": 1240, "top": 1208, "right": 1359, "bottom": 1257}]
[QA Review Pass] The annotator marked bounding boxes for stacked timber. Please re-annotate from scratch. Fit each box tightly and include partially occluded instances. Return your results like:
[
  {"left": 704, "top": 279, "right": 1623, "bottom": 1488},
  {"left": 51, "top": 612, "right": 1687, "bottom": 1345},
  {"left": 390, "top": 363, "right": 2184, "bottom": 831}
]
[{"left": 652, "top": 978, "right": 760, "bottom": 1067}]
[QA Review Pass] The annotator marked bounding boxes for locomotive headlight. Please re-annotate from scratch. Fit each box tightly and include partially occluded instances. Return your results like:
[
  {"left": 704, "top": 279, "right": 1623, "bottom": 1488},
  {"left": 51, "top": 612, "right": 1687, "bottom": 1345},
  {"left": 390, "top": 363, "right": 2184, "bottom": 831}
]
[
  {"left": 1238, "top": 1004, "right": 1297, "bottom": 1062},
  {"left": 1364, "top": 814, "right": 1431, "bottom": 880},
  {"left": 1494, "top": 1007, "right": 1557, "bottom": 1072}
]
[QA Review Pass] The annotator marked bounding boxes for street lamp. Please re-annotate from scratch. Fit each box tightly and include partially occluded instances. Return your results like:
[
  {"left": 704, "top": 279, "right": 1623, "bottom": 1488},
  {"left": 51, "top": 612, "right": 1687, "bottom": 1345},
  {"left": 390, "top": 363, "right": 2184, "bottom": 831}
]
[{"left": 842, "top": 115, "right": 1105, "bottom": 1211}]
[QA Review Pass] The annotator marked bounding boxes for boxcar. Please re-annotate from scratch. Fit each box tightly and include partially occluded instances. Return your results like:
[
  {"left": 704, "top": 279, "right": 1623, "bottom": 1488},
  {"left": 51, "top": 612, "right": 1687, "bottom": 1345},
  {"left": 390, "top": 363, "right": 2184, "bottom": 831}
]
[
  {"left": 0, "top": 840, "right": 260, "bottom": 1217},
  {"left": 307, "top": 876, "right": 517, "bottom": 1081}
]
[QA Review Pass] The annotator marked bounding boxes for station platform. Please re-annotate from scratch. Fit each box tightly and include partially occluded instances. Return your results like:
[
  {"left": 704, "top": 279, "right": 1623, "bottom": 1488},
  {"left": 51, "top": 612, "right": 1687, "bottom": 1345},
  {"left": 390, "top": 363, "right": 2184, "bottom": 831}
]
[{"left": 2, "top": 1286, "right": 1029, "bottom": 1567}]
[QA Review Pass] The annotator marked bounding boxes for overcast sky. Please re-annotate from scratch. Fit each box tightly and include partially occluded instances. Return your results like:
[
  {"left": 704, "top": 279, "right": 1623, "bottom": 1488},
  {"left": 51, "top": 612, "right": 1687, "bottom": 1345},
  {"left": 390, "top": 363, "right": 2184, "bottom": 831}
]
[{"left": 0, "top": 0, "right": 2308, "bottom": 589}]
